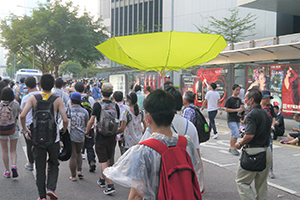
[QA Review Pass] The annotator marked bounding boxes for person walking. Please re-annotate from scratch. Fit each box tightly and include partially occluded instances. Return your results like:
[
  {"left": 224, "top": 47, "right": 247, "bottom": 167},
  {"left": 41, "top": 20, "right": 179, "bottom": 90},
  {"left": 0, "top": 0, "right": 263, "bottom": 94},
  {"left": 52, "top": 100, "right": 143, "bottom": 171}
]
[
  {"left": 20, "top": 76, "right": 41, "bottom": 171},
  {"left": 20, "top": 74, "right": 68, "bottom": 200},
  {"left": 182, "top": 90, "right": 198, "bottom": 125},
  {"left": 201, "top": 82, "right": 222, "bottom": 139},
  {"left": 134, "top": 85, "right": 145, "bottom": 110},
  {"left": 117, "top": 91, "right": 147, "bottom": 151},
  {"left": 85, "top": 83, "right": 120, "bottom": 195},
  {"left": 0, "top": 88, "right": 21, "bottom": 178},
  {"left": 75, "top": 82, "right": 97, "bottom": 172},
  {"left": 235, "top": 88, "right": 272, "bottom": 200},
  {"left": 112, "top": 91, "right": 128, "bottom": 155},
  {"left": 103, "top": 89, "right": 203, "bottom": 200},
  {"left": 68, "top": 92, "right": 89, "bottom": 181},
  {"left": 225, "top": 84, "right": 244, "bottom": 156}
]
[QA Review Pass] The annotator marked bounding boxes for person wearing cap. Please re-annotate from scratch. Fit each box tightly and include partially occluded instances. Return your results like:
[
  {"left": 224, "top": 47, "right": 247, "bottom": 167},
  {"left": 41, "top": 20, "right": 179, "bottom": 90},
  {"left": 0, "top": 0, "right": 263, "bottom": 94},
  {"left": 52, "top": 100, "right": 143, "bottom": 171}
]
[
  {"left": 85, "top": 82, "right": 120, "bottom": 195},
  {"left": 68, "top": 92, "right": 89, "bottom": 181},
  {"left": 260, "top": 90, "right": 276, "bottom": 179}
]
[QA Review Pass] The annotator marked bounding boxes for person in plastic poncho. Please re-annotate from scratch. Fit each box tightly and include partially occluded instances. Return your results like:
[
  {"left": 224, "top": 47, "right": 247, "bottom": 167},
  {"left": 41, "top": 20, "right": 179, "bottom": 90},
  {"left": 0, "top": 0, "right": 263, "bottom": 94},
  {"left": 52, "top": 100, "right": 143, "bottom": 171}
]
[{"left": 104, "top": 89, "right": 203, "bottom": 200}]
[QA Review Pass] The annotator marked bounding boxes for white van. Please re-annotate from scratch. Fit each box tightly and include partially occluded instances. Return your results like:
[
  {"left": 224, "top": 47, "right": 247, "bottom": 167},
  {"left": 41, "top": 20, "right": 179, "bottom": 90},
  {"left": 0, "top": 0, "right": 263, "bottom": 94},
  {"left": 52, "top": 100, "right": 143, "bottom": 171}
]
[{"left": 15, "top": 69, "right": 42, "bottom": 83}]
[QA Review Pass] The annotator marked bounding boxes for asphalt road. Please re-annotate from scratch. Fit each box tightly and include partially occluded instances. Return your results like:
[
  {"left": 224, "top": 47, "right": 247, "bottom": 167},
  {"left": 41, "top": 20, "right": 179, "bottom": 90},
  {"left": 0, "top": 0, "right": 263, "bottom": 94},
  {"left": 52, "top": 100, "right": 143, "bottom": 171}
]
[{"left": 0, "top": 118, "right": 300, "bottom": 200}]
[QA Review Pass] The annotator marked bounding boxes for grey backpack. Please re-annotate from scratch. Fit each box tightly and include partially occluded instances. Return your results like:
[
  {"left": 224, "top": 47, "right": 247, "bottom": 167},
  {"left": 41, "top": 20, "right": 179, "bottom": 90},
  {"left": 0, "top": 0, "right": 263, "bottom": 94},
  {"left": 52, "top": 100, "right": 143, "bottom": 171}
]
[{"left": 97, "top": 101, "right": 119, "bottom": 137}]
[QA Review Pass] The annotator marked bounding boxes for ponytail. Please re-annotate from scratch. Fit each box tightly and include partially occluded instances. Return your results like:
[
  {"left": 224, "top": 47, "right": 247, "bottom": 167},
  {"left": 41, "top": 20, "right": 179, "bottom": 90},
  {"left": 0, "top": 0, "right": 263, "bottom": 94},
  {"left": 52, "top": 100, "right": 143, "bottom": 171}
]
[{"left": 134, "top": 104, "right": 139, "bottom": 116}]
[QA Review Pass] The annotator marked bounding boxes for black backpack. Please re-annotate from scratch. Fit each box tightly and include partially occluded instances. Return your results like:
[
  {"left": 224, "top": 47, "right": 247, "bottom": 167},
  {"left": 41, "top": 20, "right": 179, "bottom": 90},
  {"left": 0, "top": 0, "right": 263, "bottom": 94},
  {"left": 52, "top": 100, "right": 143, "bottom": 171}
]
[
  {"left": 31, "top": 94, "right": 58, "bottom": 148},
  {"left": 190, "top": 106, "right": 210, "bottom": 143},
  {"left": 81, "top": 96, "right": 92, "bottom": 117}
]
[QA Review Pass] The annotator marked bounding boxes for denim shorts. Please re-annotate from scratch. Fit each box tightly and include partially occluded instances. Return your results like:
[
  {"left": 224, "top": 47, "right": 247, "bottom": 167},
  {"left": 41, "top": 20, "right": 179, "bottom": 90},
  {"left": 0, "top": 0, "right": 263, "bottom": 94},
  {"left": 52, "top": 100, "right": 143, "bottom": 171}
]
[
  {"left": 228, "top": 122, "right": 240, "bottom": 138},
  {"left": 0, "top": 130, "right": 20, "bottom": 140}
]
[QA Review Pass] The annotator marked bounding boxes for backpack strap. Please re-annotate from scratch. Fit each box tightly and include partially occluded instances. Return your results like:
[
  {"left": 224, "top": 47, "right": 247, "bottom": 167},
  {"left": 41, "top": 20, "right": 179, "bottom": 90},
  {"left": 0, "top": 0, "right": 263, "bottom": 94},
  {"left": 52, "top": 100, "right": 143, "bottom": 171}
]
[
  {"left": 184, "top": 119, "right": 189, "bottom": 135},
  {"left": 34, "top": 94, "right": 43, "bottom": 101},
  {"left": 171, "top": 124, "right": 178, "bottom": 133},
  {"left": 177, "top": 135, "right": 188, "bottom": 149},
  {"left": 139, "top": 138, "right": 169, "bottom": 155},
  {"left": 139, "top": 135, "right": 187, "bottom": 155}
]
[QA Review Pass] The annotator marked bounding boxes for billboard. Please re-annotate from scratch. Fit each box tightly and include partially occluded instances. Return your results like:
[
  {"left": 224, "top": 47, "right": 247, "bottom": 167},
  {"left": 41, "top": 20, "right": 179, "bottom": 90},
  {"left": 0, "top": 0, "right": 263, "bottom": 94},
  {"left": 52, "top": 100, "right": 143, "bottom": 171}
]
[
  {"left": 246, "top": 64, "right": 300, "bottom": 117},
  {"left": 182, "top": 67, "right": 229, "bottom": 107}
]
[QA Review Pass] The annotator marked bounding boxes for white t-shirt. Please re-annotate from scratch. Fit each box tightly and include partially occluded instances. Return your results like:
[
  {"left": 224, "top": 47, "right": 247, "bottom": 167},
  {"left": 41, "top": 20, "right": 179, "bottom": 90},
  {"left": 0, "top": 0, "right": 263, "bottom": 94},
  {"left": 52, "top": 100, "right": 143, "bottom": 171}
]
[
  {"left": 21, "top": 91, "right": 41, "bottom": 126},
  {"left": 205, "top": 90, "right": 220, "bottom": 112},
  {"left": 140, "top": 114, "right": 200, "bottom": 150}
]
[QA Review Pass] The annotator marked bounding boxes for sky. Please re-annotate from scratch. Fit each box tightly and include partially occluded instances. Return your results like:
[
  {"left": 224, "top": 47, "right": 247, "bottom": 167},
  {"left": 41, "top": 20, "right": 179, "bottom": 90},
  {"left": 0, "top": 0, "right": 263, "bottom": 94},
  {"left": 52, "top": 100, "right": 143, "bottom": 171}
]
[{"left": 0, "top": 0, "right": 100, "bottom": 19}]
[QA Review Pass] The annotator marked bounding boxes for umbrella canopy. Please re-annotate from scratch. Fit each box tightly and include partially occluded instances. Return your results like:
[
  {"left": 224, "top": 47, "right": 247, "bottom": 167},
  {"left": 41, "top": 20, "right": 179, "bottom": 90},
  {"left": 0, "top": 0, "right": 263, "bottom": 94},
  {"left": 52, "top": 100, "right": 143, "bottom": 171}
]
[{"left": 95, "top": 31, "right": 227, "bottom": 73}]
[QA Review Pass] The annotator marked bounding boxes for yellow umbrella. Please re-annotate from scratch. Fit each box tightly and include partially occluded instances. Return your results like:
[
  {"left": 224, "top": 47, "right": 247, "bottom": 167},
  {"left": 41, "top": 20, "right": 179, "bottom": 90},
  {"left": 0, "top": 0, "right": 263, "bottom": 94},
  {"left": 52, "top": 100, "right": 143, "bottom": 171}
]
[{"left": 95, "top": 31, "right": 227, "bottom": 74}]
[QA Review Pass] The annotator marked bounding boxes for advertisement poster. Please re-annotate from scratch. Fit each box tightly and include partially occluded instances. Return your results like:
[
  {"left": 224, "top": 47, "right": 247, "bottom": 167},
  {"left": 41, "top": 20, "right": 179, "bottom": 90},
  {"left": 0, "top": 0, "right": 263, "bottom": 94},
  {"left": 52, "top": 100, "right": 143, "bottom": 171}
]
[
  {"left": 247, "top": 66, "right": 270, "bottom": 91},
  {"left": 247, "top": 64, "right": 300, "bottom": 117},
  {"left": 182, "top": 67, "right": 228, "bottom": 107}
]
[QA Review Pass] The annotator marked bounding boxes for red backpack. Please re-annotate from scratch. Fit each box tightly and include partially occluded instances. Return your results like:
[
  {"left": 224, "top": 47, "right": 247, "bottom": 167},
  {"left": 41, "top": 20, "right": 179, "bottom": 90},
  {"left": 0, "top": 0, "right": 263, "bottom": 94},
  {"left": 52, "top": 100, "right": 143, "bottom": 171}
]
[{"left": 139, "top": 135, "right": 202, "bottom": 200}]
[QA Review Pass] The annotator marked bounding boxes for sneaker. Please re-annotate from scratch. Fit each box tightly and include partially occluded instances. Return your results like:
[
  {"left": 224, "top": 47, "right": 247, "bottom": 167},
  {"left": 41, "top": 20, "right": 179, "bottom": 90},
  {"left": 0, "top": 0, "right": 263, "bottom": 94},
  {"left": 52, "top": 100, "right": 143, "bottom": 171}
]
[
  {"left": 11, "top": 166, "right": 18, "bottom": 178},
  {"left": 103, "top": 185, "right": 115, "bottom": 195},
  {"left": 3, "top": 171, "right": 10, "bottom": 178},
  {"left": 46, "top": 189, "right": 58, "bottom": 200},
  {"left": 229, "top": 148, "right": 240, "bottom": 156},
  {"left": 82, "top": 154, "right": 85, "bottom": 160},
  {"left": 97, "top": 178, "right": 106, "bottom": 188},
  {"left": 25, "top": 163, "right": 34, "bottom": 171},
  {"left": 212, "top": 133, "right": 219, "bottom": 139},
  {"left": 269, "top": 172, "right": 275, "bottom": 179},
  {"left": 280, "top": 140, "right": 289, "bottom": 144},
  {"left": 89, "top": 161, "right": 96, "bottom": 172}
]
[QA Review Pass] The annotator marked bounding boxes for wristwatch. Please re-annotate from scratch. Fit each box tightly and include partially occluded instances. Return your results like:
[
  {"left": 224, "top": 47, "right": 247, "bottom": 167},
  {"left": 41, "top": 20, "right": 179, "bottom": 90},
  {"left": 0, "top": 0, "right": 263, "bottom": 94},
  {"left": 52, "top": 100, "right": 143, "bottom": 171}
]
[{"left": 238, "top": 142, "right": 243, "bottom": 147}]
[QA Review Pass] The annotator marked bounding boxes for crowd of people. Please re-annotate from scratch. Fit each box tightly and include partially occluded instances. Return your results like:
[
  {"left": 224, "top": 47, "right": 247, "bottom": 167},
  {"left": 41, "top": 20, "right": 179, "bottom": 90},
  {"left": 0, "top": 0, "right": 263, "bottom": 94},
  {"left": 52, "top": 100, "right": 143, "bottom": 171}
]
[{"left": 0, "top": 73, "right": 296, "bottom": 200}]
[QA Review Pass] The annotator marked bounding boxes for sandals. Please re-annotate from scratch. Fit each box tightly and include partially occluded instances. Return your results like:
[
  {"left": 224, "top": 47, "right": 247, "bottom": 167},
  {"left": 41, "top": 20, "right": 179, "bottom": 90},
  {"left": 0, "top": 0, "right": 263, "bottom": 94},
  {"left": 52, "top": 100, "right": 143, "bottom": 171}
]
[{"left": 70, "top": 177, "right": 77, "bottom": 182}]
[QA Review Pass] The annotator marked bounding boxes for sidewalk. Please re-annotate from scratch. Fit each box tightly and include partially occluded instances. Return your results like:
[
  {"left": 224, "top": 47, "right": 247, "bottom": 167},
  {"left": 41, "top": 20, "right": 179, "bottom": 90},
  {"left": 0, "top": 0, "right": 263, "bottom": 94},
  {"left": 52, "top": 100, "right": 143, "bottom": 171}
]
[{"left": 200, "top": 110, "right": 300, "bottom": 197}]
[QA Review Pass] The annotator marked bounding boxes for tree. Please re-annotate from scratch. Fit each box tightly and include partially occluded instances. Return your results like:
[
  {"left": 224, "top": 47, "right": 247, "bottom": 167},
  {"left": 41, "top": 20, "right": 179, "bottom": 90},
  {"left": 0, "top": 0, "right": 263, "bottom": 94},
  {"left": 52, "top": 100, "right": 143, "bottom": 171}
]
[
  {"left": 59, "top": 60, "right": 82, "bottom": 77},
  {"left": 0, "top": 0, "right": 108, "bottom": 77},
  {"left": 5, "top": 54, "right": 32, "bottom": 78},
  {"left": 195, "top": 8, "right": 258, "bottom": 43}
]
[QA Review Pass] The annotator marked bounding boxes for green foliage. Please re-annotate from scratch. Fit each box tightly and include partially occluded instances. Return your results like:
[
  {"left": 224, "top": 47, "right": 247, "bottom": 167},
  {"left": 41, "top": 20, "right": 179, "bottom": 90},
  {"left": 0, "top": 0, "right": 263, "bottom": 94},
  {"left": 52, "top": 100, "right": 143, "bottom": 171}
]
[
  {"left": 59, "top": 60, "right": 102, "bottom": 78},
  {"left": 5, "top": 54, "right": 32, "bottom": 78},
  {"left": 195, "top": 8, "right": 258, "bottom": 43},
  {"left": 0, "top": 0, "right": 108, "bottom": 77}
]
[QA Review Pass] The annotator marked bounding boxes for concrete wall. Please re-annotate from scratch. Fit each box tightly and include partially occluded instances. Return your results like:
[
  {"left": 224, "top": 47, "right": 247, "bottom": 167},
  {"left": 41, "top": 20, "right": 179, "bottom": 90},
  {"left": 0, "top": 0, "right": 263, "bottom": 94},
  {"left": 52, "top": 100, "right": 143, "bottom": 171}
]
[{"left": 163, "top": 0, "right": 277, "bottom": 41}]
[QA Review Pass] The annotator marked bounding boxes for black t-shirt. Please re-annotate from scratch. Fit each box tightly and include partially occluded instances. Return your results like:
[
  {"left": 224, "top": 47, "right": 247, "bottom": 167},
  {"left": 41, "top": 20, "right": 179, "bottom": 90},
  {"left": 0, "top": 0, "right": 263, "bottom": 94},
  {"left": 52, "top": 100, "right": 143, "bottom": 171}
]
[
  {"left": 245, "top": 105, "right": 272, "bottom": 146},
  {"left": 225, "top": 96, "right": 243, "bottom": 122},
  {"left": 92, "top": 100, "right": 120, "bottom": 139}
]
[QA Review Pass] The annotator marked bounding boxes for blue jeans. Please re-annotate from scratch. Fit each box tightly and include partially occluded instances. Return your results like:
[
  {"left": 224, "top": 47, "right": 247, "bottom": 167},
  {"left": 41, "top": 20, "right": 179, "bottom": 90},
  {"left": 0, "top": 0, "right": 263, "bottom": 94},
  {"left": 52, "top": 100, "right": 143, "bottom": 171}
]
[{"left": 208, "top": 110, "right": 218, "bottom": 134}]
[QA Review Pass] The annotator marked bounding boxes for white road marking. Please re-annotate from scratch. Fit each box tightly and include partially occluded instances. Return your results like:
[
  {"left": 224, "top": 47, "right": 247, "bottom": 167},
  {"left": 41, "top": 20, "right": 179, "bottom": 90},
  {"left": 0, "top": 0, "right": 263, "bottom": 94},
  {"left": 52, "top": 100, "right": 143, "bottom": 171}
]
[
  {"left": 22, "top": 146, "right": 36, "bottom": 180},
  {"left": 293, "top": 154, "right": 300, "bottom": 157},
  {"left": 267, "top": 182, "right": 297, "bottom": 195},
  {"left": 202, "top": 156, "right": 298, "bottom": 196}
]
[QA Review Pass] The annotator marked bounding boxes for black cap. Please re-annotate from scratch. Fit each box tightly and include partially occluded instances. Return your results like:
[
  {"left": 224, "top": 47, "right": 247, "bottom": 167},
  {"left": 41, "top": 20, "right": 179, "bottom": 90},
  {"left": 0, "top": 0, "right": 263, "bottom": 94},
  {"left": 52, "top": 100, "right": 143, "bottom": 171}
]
[{"left": 261, "top": 90, "right": 273, "bottom": 99}]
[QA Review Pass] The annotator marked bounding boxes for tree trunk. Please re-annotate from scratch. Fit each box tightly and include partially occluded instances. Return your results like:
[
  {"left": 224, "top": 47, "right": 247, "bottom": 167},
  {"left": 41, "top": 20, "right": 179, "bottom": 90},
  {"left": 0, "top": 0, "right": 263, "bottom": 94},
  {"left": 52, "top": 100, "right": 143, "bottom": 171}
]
[{"left": 55, "top": 65, "right": 59, "bottom": 78}]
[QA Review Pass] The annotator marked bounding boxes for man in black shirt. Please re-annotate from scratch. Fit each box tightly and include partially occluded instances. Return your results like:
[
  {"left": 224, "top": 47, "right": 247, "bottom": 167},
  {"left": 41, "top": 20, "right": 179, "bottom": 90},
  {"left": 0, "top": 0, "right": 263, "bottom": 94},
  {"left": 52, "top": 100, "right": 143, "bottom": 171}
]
[
  {"left": 85, "top": 83, "right": 120, "bottom": 195},
  {"left": 235, "top": 88, "right": 272, "bottom": 200},
  {"left": 225, "top": 84, "right": 243, "bottom": 156}
]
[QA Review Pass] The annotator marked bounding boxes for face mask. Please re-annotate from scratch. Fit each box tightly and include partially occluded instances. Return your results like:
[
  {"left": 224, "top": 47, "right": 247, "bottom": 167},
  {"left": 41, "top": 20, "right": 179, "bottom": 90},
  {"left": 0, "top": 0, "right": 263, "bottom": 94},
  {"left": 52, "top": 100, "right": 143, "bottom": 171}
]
[
  {"left": 126, "top": 102, "right": 130, "bottom": 106},
  {"left": 244, "top": 101, "right": 251, "bottom": 111}
]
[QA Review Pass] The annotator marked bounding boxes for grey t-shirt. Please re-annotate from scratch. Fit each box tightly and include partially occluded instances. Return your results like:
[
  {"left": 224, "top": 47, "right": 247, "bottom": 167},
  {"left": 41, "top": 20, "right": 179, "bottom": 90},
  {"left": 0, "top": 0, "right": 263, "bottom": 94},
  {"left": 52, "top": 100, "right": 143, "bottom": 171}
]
[{"left": 69, "top": 104, "right": 89, "bottom": 143}]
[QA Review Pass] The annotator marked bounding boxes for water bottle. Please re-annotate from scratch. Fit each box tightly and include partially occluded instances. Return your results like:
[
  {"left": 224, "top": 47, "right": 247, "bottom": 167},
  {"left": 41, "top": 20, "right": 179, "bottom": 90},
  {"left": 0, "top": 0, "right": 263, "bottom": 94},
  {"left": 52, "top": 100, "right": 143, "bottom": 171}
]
[{"left": 204, "top": 124, "right": 209, "bottom": 132}]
